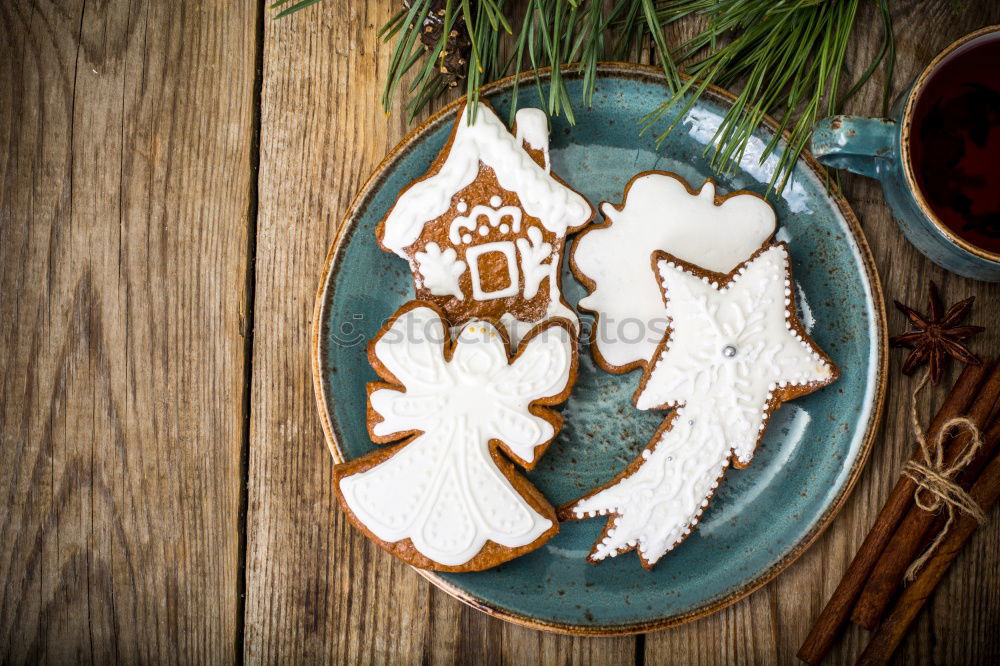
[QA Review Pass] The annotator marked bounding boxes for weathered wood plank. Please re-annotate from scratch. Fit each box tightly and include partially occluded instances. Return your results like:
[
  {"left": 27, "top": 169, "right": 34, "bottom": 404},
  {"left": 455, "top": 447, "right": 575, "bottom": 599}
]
[
  {"left": 644, "top": 2, "right": 1000, "bottom": 664},
  {"left": 0, "top": 0, "right": 256, "bottom": 662},
  {"left": 245, "top": 0, "right": 635, "bottom": 662},
  {"left": 245, "top": 1, "right": 431, "bottom": 662}
]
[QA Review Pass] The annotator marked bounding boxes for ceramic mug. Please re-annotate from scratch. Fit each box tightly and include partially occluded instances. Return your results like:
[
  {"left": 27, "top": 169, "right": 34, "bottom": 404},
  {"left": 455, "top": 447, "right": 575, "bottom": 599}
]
[{"left": 811, "top": 26, "right": 1000, "bottom": 282}]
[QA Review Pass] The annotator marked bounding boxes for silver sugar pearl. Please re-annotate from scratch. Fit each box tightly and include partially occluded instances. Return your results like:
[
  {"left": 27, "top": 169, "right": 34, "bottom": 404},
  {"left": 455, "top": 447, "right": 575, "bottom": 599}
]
[{"left": 722, "top": 344, "right": 738, "bottom": 358}]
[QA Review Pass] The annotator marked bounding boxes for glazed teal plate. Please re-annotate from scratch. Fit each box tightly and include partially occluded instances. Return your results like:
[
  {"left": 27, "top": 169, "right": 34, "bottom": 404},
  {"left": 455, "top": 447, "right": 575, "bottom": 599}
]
[{"left": 313, "top": 65, "right": 887, "bottom": 635}]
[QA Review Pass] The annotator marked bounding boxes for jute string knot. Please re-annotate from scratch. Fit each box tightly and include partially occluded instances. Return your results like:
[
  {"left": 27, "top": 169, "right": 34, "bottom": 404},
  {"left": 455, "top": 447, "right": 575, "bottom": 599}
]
[{"left": 901, "top": 370, "right": 987, "bottom": 581}]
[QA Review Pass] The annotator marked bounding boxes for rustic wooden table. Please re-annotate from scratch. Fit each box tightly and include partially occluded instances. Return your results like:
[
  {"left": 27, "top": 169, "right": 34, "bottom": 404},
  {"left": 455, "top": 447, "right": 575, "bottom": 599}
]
[{"left": 2, "top": 1, "right": 999, "bottom": 663}]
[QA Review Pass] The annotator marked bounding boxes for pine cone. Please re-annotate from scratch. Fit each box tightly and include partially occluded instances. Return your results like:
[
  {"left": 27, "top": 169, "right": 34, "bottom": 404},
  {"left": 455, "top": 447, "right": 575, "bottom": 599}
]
[{"left": 406, "top": 0, "right": 471, "bottom": 88}]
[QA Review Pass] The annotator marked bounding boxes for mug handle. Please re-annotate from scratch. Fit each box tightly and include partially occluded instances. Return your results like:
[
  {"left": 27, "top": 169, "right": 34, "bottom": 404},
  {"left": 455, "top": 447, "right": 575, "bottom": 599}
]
[{"left": 810, "top": 115, "right": 896, "bottom": 179}]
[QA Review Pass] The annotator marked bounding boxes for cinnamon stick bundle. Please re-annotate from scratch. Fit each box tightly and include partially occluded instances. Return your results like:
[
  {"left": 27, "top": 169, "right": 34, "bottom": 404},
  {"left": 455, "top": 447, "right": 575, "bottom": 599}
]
[
  {"left": 797, "top": 361, "right": 993, "bottom": 665},
  {"left": 851, "top": 362, "right": 1000, "bottom": 628},
  {"left": 855, "top": 448, "right": 1000, "bottom": 666}
]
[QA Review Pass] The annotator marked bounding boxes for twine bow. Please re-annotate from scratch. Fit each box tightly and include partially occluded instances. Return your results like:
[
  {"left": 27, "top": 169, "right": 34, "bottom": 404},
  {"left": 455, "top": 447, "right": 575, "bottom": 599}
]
[{"left": 901, "top": 370, "right": 987, "bottom": 581}]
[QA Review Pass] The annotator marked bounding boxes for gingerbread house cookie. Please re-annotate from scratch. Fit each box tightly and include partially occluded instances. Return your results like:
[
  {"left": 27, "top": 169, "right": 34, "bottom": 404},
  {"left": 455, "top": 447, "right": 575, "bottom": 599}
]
[{"left": 377, "top": 102, "right": 595, "bottom": 345}]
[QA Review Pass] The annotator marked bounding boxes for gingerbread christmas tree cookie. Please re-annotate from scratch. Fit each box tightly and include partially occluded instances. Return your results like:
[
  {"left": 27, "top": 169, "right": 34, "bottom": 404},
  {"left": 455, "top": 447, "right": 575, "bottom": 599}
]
[
  {"left": 562, "top": 243, "right": 839, "bottom": 568},
  {"left": 335, "top": 302, "right": 578, "bottom": 571},
  {"left": 377, "top": 102, "right": 595, "bottom": 346}
]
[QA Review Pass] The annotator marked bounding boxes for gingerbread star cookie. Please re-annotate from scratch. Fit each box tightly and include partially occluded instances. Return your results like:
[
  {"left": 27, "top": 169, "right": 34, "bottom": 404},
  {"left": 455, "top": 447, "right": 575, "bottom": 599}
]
[{"left": 562, "top": 243, "right": 839, "bottom": 568}]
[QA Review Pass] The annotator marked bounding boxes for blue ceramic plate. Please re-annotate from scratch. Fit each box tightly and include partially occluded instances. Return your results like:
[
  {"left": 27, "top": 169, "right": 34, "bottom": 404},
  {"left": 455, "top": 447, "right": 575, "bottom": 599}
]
[{"left": 313, "top": 64, "right": 887, "bottom": 635}]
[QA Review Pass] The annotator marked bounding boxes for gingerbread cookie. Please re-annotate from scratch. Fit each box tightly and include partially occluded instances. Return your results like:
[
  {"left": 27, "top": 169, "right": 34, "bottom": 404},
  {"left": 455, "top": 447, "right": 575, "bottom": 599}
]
[
  {"left": 334, "top": 301, "right": 578, "bottom": 571},
  {"left": 562, "top": 243, "right": 839, "bottom": 568},
  {"left": 571, "top": 171, "right": 776, "bottom": 372},
  {"left": 377, "top": 101, "right": 595, "bottom": 346}
]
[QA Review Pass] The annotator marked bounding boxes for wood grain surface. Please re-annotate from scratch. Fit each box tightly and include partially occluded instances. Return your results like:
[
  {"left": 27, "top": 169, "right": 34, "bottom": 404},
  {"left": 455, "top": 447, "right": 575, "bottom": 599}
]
[
  {"left": 1, "top": 0, "right": 998, "bottom": 664},
  {"left": 0, "top": 0, "right": 257, "bottom": 662}
]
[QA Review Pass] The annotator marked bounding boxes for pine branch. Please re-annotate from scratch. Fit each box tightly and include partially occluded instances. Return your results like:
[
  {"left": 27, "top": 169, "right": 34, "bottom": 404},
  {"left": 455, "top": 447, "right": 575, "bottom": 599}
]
[
  {"left": 640, "top": 0, "right": 894, "bottom": 192},
  {"left": 273, "top": 0, "right": 895, "bottom": 195}
]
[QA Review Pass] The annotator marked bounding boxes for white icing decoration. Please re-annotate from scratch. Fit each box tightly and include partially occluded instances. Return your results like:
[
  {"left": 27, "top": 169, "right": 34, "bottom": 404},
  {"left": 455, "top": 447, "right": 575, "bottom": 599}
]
[
  {"left": 574, "top": 173, "right": 776, "bottom": 369},
  {"left": 414, "top": 242, "right": 467, "bottom": 300},
  {"left": 568, "top": 244, "right": 835, "bottom": 566},
  {"left": 339, "top": 306, "right": 574, "bottom": 566},
  {"left": 449, "top": 204, "right": 523, "bottom": 244},
  {"left": 457, "top": 200, "right": 468, "bottom": 213},
  {"left": 572, "top": 407, "right": 730, "bottom": 563},
  {"left": 467, "top": 241, "right": 519, "bottom": 300},
  {"left": 515, "top": 226, "right": 553, "bottom": 299},
  {"left": 514, "top": 108, "right": 550, "bottom": 172},
  {"left": 490, "top": 195, "right": 502, "bottom": 207},
  {"left": 380, "top": 104, "right": 590, "bottom": 257},
  {"left": 462, "top": 233, "right": 472, "bottom": 244},
  {"left": 499, "top": 239, "right": 578, "bottom": 348},
  {"left": 478, "top": 226, "right": 488, "bottom": 236},
  {"left": 500, "top": 223, "right": 510, "bottom": 234}
]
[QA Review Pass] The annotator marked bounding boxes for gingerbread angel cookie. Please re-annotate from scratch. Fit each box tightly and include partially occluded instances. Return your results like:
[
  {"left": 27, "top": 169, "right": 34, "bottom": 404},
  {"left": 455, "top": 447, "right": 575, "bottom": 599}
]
[
  {"left": 335, "top": 301, "right": 578, "bottom": 571},
  {"left": 377, "top": 101, "right": 595, "bottom": 347},
  {"left": 571, "top": 171, "right": 776, "bottom": 372},
  {"left": 562, "top": 243, "right": 839, "bottom": 568}
]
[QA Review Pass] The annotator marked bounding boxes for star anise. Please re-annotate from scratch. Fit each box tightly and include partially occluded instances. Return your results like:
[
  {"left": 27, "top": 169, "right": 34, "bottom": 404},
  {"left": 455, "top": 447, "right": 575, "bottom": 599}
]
[{"left": 890, "top": 282, "right": 984, "bottom": 385}]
